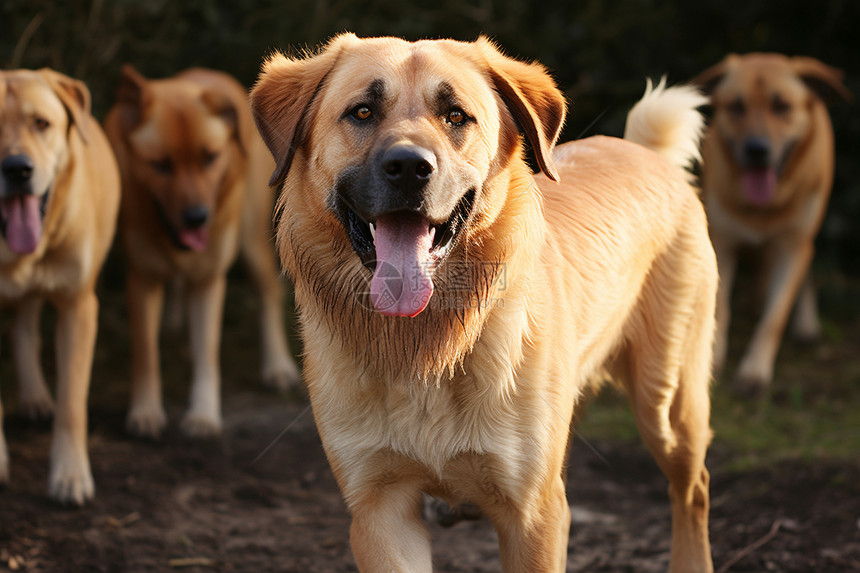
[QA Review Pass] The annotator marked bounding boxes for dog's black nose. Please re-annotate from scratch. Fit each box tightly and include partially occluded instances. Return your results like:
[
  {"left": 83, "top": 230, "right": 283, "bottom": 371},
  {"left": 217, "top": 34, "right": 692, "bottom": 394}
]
[
  {"left": 380, "top": 144, "right": 436, "bottom": 193},
  {"left": 182, "top": 205, "right": 209, "bottom": 228},
  {"left": 742, "top": 137, "right": 771, "bottom": 168},
  {"left": 2, "top": 154, "right": 35, "bottom": 184}
]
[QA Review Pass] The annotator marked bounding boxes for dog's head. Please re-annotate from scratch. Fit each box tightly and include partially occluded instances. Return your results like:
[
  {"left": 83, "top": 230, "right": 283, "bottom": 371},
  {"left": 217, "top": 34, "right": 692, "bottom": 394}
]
[
  {"left": 112, "top": 65, "right": 245, "bottom": 252},
  {"left": 695, "top": 53, "right": 851, "bottom": 207},
  {"left": 251, "top": 34, "right": 565, "bottom": 317},
  {"left": 0, "top": 69, "right": 91, "bottom": 255}
]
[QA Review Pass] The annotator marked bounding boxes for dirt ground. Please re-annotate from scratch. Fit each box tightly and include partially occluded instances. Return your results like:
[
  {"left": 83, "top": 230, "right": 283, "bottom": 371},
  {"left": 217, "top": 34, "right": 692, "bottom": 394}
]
[{"left": 0, "top": 268, "right": 859, "bottom": 572}]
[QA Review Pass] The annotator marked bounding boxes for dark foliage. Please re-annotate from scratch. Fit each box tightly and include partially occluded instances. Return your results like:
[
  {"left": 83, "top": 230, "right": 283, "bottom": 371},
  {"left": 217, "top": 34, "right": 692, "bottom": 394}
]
[{"left": 2, "top": 0, "right": 858, "bottom": 271}]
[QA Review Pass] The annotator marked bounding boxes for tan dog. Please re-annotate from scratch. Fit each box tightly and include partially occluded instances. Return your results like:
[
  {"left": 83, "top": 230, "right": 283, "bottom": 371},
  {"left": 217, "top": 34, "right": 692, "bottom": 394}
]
[
  {"left": 0, "top": 69, "right": 120, "bottom": 505},
  {"left": 103, "top": 67, "right": 299, "bottom": 438},
  {"left": 695, "top": 54, "right": 851, "bottom": 394},
  {"left": 251, "top": 35, "right": 717, "bottom": 572}
]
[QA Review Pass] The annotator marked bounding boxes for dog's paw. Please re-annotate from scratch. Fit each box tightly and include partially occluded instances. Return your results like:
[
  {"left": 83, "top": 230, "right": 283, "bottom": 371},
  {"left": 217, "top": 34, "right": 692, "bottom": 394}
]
[
  {"left": 790, "top": 321, "right": 822, "bottom": 345},
  {"left": 180, "top": 412, "right": 222, "bottom": 438},
  {"left": 48, "top": 451, "right": 94, "bottom": 506},
  {"left": 733, "top": 355, "right": 773, "bottom": 397},
  {"left": 126, "top": 404, "right": 168, "bottom": 438},
  {"left": 262, "top": 358, "right": 302, "bottom": 393},
  {"left": 19, "top": 392, "right": 55, "bottom": 420},
  {"left": 732, "top": 372, "right": 770, "bottom": 397}
]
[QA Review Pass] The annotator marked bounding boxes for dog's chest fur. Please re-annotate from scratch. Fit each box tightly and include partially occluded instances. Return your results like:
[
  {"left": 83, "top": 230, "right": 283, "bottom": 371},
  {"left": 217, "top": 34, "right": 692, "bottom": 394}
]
[
  {"left": 306, "top": 303, "right": 554, "bottom": 501},
  {"left": 0, "top": 240, "right": 92, "bottom": 300}
]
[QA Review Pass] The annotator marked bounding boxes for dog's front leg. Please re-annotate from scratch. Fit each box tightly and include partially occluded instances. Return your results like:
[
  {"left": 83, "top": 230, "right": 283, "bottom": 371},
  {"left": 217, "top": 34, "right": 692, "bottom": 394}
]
[
  {"left": 49, "top": 289, "right": 98, "bottom": 505},
  {"left": 494, "top": 474, "right": 570, "bottom": 573},
  {"left": 181, "top": 275, "right": 226, "bottom": 437},
  {"left": 349, "top": 484, "right": 433, "bottom": 573},
  {"left": 736, "top": 238, "right": 813, "bottom": 393},
  {"left": 12, "top": 296, "right": 53, "bottom": 418},
  {"left": 126, "top": 272, "right": 168, "bottom": 437}
]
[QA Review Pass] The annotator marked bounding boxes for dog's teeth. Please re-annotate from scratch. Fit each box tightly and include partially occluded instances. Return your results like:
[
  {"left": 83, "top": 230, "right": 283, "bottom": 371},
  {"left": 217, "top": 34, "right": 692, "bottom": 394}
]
[{"left": 369, "top": 223, "right": 376, "bottom": 239}]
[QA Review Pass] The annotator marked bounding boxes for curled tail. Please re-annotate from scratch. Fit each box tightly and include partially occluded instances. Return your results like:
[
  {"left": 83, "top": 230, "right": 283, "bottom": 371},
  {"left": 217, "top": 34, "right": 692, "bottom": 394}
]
[{"left": 623, "top": 77, "right": 708, "bottom": 177}]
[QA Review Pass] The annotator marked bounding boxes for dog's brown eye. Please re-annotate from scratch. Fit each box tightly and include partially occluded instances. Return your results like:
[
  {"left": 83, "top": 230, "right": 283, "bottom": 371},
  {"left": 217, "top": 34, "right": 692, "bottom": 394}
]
[
  {"left": 202, "top": 149, "right": 219, "bottom": 166},
  {"left": 34, "top": 117, "right": 50, "bottom": 131},
  {"left": 352, "top": 106, "right": 372, "bottom": 121},
  {"left": 150, "top": 157, "right": 173, "bottom": 175},
  {"left": 447, "top": 109, "right": 466, "bottom": 126},
  {"left": 772, "top": 95, "right": 791, "bottom": 116},
  {"left": 727, "top": 98, "right": 746, "bottom": 118}
]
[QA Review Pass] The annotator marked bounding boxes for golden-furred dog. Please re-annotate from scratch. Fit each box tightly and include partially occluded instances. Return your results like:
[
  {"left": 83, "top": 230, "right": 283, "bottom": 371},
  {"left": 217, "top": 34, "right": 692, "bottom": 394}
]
[
  {"left": 695, "top": 54, "right": 851, "bottom": 394},
  {"left": 0, "top": 69, "right": 120, "bottom": 505},
  {"left": 252, "top": 35, "right": 716, "bottom": 572},
  {"left": 103, "top": 66, "right": 299, "bottom": 438}
]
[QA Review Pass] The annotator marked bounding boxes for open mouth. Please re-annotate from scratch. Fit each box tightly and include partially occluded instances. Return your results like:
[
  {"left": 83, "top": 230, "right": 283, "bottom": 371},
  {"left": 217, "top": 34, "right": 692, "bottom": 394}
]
[
  {"left": 337, "top": 188, "right": 476, "bottom": 317},
  {"left": 339, "top": 188, "right": 476, "bottom": 271},
  {"left": 0, "top": 190, "right": 50, "bottom": 255},
  {"left": 151, "top": 197, "right": 209, "bottom": 252}
]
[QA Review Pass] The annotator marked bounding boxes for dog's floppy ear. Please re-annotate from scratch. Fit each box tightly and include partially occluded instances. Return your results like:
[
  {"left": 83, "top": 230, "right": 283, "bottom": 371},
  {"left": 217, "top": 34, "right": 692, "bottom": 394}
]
[
  {"left": 115, "top": 64, "right": 152, "bottom": 131},
  {"left": 478, "top": 38, "right": 566, "bottom": 182},
  {"left": 201, "top": 88, "right": 246, "bottom": 156},
  {"left": 40, "top": 69, "right": 91, "bottom": 144},
  {"left": 791, "top": 57, "right": 853, "bottom": 105},
  {"left": 250, "top": 35, "right": 350, "bottom": 188}
]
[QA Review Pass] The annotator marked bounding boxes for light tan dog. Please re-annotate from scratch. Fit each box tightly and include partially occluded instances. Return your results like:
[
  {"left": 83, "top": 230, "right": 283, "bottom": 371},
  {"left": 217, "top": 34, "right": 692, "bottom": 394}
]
[
  {"left": 695, "top": 54, "right": 851, "bottom": 394},
  {"left": 0, "top": 69, "right": 120, "bottom": 505},
  {"left": 103, "top": 66, "right": 299, "bottom": 438},
  {"left": 252, "top": 35, "right": 717, "bottom": 572}
]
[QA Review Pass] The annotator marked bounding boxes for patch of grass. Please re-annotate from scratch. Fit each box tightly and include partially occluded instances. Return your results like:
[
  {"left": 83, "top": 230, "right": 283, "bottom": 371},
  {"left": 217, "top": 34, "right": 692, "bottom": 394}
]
[{"left": 574, "top": 364, "right": 860, "bottom": 473}]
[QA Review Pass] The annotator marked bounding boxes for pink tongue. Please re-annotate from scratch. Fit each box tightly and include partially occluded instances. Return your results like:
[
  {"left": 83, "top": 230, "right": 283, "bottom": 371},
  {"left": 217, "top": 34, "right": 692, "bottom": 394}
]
[
  {"left": 2, "top": 195, "right": 42, "bottom": 255},
  {"left": 370, "top": 214, "right": 435, "bottom": 317},
  {"left": 741, "top": 169, "right": 777, "bottom": 206},
  {"left": 178, "top": 228, "right": 209, "bottom": 252}
]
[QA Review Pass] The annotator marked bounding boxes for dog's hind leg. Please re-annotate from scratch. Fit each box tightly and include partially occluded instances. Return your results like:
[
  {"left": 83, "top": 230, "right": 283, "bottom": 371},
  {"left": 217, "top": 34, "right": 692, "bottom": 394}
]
[
  {"left": 240, "top": 195, "right": 300, "bottom": 392},
  {"left": 13, "top": 296, "right": 54, "bottom": 419},
  {"left": 623, "top": 257, "right": 715, "bottom": 573}
]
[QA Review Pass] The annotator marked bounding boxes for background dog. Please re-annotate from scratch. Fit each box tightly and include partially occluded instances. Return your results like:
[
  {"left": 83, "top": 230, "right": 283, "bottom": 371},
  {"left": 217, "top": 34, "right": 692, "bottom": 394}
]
[
  {"left": 104, "top": 66, "right": 299, "bottom": 438},
  {"left": 695, "top": 53, "right": 851, "bottom": 394},
  {"left": 0, "top": 69, "right": 120, "bottom": 505},
  {"left": 252, "top": 34, "right": 716, "bottom": 572}
]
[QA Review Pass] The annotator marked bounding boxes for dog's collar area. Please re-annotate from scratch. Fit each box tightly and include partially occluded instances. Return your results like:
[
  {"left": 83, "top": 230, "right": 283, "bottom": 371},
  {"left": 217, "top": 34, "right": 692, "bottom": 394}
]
[{"left": 338, "top": 188, "right": 476, "bottom": 272}]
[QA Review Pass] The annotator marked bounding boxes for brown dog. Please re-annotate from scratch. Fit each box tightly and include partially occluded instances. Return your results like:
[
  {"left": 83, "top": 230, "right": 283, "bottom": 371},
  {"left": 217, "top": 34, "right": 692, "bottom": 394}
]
[
  {"left": 104, "top": 66, "right": 299, "bottom": 438},
  {"left": 695, "top": 54, "right": 851, "bottom": 394},
  {"left": 252, "top": 35, "right": 716, "bottom": 572},
  {"left": 0, "top": 69, "right": 120, "bottom": 505}
]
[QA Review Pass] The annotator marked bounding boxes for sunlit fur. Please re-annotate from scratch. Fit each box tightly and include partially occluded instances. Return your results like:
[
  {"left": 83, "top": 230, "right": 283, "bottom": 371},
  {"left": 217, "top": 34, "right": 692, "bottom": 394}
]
[
  {"left": 252, "top": 35, "right": 717, "bottom": 573},
  {"left": 0, "top": 69, "right": 120, "bottom": 505},
  {"left": 104, "top": 67, "right": 299, "bottom": 440}
]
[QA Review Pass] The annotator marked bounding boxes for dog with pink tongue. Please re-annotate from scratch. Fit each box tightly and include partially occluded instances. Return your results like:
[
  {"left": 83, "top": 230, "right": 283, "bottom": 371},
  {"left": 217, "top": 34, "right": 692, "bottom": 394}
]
[{"left": 695, "top": 53, "right": 851, "bottom": 395}]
